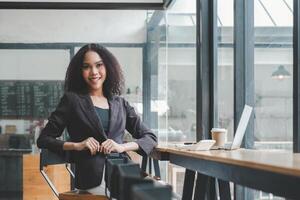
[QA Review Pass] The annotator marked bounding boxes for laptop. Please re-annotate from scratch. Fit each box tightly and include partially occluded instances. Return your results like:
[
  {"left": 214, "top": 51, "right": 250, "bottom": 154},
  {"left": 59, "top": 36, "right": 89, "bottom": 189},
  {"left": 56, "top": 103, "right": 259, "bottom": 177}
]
[
  {"left": 212, "top": 104, "right": 253, "bottom": 150},
  {"left": 176, "top": 105, "right": 253, "bottom": 151}
]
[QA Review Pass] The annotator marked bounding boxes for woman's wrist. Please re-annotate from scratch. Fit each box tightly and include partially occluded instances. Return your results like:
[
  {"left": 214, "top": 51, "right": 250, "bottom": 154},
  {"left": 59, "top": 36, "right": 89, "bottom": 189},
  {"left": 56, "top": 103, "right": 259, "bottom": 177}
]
[
  {"left": 73, "top": 142, "right": 81, "bottom": 151},
  {"left": 120, "top": 142, "right": 139, "bottom": 152},
  {"left": 63, "top": 141, "right": 83, "bottom": 151},
  {"left": 118, "top": 144, "right": 126, "bottom": 153}
]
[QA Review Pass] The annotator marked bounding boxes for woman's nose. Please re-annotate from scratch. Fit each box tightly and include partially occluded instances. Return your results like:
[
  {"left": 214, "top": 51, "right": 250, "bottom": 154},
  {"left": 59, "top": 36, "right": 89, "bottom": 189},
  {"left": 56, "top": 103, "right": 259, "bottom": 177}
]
[{"left": 91, "top": 66, "right": 98, "bottom": 74}]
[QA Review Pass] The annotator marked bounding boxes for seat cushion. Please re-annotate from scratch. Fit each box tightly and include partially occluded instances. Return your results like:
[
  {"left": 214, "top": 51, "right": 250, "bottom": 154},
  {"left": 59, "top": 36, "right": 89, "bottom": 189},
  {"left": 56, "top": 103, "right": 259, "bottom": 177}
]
[{"left": 59, "top": 191, "right": 108, "bottom": 200}]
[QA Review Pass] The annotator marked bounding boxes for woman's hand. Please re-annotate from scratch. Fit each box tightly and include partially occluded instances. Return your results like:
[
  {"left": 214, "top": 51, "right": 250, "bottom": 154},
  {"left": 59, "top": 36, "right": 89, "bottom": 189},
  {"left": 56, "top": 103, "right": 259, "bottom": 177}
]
[
  {"left": 74, "top": 137, "right": 100, "bottom": 155},
  {"left": 100, "top": 139, "right": 125, "bottom": 154}
]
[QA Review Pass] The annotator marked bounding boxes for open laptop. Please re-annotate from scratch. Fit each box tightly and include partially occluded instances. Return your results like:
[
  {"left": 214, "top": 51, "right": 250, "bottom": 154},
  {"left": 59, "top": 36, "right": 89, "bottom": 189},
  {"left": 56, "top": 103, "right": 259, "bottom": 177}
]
[
  {"left": 212, "top": 104, "right": 253, "bottom": 150},
  {"left": 176, "top": 104, "right": 253, "bottom": 151}
]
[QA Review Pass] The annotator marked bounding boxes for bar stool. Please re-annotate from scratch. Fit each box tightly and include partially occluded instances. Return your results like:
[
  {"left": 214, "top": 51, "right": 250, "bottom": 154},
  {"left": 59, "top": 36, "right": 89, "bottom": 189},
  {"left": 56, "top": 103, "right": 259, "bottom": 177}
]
[{"left": 39, "top": 149, "right": 108, "bottom": 200}]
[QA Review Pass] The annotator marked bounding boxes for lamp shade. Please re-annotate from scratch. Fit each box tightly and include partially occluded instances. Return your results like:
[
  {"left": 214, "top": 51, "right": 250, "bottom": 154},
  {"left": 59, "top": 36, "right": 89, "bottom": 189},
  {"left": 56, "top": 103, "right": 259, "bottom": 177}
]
[{"left": 271, "top": 65, "right": 291, "bottom": 80}]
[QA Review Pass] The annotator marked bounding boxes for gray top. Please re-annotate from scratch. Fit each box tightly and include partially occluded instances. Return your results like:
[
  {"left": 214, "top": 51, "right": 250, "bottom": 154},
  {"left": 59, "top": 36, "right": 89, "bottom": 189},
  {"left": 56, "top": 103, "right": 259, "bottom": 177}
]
[{"left": 94, "top": 106, "right": 110, "bottom": 133}]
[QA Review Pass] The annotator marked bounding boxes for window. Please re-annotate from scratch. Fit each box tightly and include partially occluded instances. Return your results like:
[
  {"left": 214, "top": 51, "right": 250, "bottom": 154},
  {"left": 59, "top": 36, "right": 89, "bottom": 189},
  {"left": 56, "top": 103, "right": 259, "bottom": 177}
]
[
  {"left": 217, "top": 0, "right": 234, "bottom": 142},
  {"left": 254, "top": 0, "right": 293, "bottom": 150}
]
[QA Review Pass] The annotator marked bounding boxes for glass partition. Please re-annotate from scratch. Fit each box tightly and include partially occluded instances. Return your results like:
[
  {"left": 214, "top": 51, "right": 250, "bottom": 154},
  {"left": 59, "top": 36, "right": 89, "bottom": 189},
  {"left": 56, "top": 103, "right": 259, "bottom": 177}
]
[
  {"left": 156, "top": 0, "right": 197, "bottom": 144},
  {"left": 147, "top": 0, "right": 196, "bottom": 197}
]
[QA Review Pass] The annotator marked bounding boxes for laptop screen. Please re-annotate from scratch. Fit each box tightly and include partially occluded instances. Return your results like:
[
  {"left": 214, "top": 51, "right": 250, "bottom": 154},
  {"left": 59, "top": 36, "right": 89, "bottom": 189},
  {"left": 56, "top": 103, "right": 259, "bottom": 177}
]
[{"left": 231, "top": 105, "right": 253, "bottom": 149}]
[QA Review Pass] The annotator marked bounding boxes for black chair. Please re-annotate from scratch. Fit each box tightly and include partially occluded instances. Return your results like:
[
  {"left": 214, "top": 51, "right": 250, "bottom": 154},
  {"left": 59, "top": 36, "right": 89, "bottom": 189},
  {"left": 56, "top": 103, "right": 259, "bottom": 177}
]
[
  {"left": 131, "top": 183, "right": 172, "bottom": 200},
  {"left": 117, "top": 164, "right": 154, "bottom": 200},
  {"left": 39, "top": 149, "right": 74, "bottom": 197},
  {"left": 104, "top": 153, "right": 137, "bottom": 199},
  {"left": 104, "top": 153, "right": 160, "bottom": 200},
  {"left": 39, "top": 149, "right": 108, "bottom": 200}
]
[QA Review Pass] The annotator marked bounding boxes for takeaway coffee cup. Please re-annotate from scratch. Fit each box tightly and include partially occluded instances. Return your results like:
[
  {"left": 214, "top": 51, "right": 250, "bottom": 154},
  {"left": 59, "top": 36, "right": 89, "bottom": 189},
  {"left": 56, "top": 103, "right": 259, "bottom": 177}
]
[{"left": 211, "top": 128, "right": 227, "bottom": 147}]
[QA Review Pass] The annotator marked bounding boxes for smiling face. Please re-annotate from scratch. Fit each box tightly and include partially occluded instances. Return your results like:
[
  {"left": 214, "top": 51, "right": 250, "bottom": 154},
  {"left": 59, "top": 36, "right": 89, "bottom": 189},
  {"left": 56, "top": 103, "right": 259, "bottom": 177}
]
[{"left": 81, "top": 50, "right": 107, "bottom": 94}]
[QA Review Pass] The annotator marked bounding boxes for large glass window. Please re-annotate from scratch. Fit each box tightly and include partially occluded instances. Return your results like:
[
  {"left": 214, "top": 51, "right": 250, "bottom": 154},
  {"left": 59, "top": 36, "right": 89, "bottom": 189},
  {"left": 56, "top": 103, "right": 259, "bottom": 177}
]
[
  {"left": 217, "top": 0, "right": 234, "bottom": 142},
  {"left": 254, "top": 0, "right": 293, "bottom": 151}
]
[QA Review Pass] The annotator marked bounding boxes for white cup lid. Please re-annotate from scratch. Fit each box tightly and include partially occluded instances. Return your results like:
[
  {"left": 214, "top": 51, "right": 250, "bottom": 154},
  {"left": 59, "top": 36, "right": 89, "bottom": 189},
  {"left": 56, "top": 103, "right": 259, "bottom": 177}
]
[{"left": 211, "top": 128, "right": 227, "bottom": 132}]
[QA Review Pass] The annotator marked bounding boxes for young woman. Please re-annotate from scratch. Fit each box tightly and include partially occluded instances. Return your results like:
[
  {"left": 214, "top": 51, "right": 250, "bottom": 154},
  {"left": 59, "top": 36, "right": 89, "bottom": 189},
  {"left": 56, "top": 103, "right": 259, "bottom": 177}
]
[{"left": 37, "top": 43, "right": 157, "bottom": 194}]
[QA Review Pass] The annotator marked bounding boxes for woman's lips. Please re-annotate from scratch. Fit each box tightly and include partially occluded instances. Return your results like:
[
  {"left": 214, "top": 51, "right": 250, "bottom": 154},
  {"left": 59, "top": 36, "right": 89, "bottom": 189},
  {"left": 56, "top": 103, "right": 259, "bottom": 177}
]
[{"left": 88, "top": 77, "right": 101, "bottom": 84}]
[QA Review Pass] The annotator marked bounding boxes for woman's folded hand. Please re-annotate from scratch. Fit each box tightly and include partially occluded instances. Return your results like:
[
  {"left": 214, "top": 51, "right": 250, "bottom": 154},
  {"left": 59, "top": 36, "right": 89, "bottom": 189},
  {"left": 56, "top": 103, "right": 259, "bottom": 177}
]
[
  {"left": 100, "top": 139, "right": 125, "bottom": 154},
  {"left": 74, "top": 137, "right": 100, "bottom": 155}
]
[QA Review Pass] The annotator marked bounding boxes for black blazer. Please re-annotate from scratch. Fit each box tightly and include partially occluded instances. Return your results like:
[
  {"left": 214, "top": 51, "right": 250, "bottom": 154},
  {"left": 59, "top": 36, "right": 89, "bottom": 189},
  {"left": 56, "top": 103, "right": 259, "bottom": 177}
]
[{"left": 37, "top": 92, "right": 157, "bottom": 189}]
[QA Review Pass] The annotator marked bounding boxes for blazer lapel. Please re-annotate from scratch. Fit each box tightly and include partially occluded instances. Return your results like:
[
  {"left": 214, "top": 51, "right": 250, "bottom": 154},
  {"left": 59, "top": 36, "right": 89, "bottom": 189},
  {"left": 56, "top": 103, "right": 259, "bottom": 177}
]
[
  {"left": 108, "top": 97, "right": 118, "bottom": 135},
  {"left": 78, "top": 94, "right": 107, "bottom": 140}
]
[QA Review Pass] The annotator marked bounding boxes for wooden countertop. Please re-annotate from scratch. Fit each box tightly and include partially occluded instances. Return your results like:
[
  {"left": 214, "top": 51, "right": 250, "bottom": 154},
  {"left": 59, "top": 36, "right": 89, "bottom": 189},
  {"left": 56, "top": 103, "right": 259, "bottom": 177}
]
[{"left": 154, "top": 145, "right": 300, "bottom": 178}]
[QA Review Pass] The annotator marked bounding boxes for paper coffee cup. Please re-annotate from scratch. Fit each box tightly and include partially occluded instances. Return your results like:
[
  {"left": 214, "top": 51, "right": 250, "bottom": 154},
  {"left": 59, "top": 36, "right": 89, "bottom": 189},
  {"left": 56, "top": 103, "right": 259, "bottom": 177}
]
[{"left": 211, "top": 128, "right": 227, "bottom": 147}]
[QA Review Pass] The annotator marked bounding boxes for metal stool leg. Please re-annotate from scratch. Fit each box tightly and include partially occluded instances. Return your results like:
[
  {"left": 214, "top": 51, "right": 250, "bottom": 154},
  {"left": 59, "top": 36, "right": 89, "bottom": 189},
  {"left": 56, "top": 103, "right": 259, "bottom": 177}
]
[
  {"left": 182, "top": 169, "right": 196, "bottom": 200},
  {"left": 153, "top": 159, "right": 161, "bottom": 179},
  {"left": 218, "top": 179, "right": 231, "bottom": 200},
  {"left": 193, "top": 172, "right": 209, "bottom": 200}
]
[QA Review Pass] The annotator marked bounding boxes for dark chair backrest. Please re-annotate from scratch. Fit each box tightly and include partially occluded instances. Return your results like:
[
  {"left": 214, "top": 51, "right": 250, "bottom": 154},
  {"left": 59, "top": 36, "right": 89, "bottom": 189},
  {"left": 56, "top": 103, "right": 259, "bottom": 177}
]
[
  {"left": 119, "top": 176, "right": 153, "bottom": 200},
  {"left": 104, "top": 153, "right": 131, "bottom": 198},
  {"left": 39, "top": 149, "right": 74, "bottom": 198},
  {"left": 131, "top": 184, "right": 172, "bottom": 200},
  {"left": 105, "top": 153, "right": 154, "bottom": 200},
  {"left": 116, "top": 163, "right": 143, "bottom": 200},
  {"left": 40, "top": 149, "right": 68, "bottom": 170}
]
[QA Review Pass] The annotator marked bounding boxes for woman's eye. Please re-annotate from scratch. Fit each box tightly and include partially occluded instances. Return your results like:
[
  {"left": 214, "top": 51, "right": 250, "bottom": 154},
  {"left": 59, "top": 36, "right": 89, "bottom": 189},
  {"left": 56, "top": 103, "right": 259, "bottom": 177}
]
[
  {"left": 96, "top": 63, "right": 103, "bottom": 68},
  {"left": 82, "top": 65, "right": 89, "bottom": 70}
]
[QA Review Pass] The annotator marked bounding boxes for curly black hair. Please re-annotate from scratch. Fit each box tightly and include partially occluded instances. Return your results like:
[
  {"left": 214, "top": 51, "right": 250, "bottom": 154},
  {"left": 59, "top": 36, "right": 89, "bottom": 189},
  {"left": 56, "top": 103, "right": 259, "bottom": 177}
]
[{"left": 64, "top": 43, "right": 124, "bottom": 98}]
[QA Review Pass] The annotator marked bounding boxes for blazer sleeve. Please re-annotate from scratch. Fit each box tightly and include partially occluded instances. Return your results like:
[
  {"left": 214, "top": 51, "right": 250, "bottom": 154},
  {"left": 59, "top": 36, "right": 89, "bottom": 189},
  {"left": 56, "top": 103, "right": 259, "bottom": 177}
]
[
  {"left": 37, "top": 93, "right": 72, "bottom": 154},
  {"left": 124, "top": 99, "right": 157, "bottom": 155}
]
